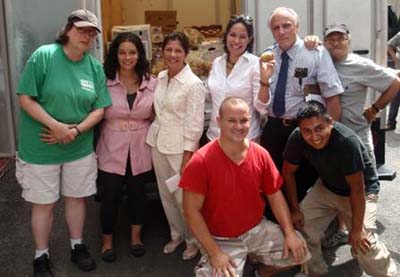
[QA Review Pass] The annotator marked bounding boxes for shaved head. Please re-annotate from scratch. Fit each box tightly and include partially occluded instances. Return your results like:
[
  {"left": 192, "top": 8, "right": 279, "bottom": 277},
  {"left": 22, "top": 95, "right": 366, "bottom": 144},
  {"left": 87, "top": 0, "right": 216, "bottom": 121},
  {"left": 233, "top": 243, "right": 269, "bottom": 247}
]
[
  {"left": 219, "top": 97, "right": 249, "bottom": 118},
  {"left": 217, "top": 97, "right": 250, "bottom": 143}
]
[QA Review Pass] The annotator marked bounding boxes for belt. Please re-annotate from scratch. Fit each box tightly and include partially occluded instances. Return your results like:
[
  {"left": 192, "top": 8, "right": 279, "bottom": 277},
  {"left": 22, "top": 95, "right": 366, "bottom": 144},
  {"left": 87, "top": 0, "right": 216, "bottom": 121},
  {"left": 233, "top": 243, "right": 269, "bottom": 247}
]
[
  {"left": 104, "top": 119, "right": 147, "bottom": 131},
  {"left": 268, "top": 116, "right": 297, "bottom": 127}
]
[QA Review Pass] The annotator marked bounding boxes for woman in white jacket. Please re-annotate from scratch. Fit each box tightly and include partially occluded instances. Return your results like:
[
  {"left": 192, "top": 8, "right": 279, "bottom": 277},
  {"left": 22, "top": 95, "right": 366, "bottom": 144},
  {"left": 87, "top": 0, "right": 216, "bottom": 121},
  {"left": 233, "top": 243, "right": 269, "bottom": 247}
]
[{"left": 146, "top": 32, "right": 206, "bottom": 260}]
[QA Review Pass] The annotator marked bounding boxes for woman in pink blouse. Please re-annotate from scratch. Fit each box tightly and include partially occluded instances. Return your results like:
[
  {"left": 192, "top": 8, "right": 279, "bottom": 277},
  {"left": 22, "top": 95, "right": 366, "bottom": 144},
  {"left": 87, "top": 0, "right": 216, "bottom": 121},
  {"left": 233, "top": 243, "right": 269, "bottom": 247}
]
[{"left": 96, "top": 32, "right": 156, "bottom": 262}]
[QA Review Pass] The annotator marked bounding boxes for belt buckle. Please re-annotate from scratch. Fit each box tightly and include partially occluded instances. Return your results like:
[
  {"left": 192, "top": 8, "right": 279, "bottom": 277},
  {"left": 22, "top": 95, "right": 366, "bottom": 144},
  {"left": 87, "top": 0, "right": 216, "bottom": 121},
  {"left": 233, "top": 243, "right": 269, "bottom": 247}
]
[
  {"left": 128, "top": 121, "right": 137, "bottom": 130},
  {"left": 120, "top": 121, "right": 128, "bottom": 131},
  {"left": 282, "top": 118, "right": 292, "bottom": 127}
]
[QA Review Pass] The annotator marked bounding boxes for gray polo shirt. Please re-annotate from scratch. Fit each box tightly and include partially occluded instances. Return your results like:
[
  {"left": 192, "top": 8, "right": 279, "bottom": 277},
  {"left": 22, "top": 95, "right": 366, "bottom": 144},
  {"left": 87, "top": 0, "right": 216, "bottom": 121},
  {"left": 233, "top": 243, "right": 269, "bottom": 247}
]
[
  {"left": 335, "top": 53, "right": 396, "bottom": 134},
  {"left": 265, "top": 37, "right": 343, "bottom": 118}
]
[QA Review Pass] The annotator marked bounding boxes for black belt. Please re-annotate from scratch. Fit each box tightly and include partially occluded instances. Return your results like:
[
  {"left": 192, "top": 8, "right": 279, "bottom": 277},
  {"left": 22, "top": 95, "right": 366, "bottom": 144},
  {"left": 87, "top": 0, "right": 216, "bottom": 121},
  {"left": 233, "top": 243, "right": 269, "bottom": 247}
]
[{"left": 268, "top": 116, "right": 297, "bottom": 127}]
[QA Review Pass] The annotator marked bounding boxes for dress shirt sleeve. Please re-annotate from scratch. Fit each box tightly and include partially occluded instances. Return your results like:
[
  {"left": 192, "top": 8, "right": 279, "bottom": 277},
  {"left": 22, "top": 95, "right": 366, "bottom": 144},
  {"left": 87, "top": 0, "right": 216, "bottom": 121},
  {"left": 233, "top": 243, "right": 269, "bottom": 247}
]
[
  {"left": 358, "top": 58, "right": 397, "bottom": 92},
  {"left": 183, "top": 80, "right": 207, "bottom": 151},
  {"left": 317, "top": 47, "right": 344, "bottom": 98},
  {"left": 252, "top": 59, "right": 270, "bottom": 115},
  {"left": 388, "top": 32, "right": 400, "bottom": 48}
]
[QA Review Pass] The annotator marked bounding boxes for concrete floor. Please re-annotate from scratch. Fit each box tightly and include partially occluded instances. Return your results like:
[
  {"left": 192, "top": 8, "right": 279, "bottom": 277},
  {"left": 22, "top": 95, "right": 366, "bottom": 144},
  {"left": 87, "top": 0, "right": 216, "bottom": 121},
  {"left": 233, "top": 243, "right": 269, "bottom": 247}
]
[{"left": 1, "top": 130, "right": 400, "bottom": 277}]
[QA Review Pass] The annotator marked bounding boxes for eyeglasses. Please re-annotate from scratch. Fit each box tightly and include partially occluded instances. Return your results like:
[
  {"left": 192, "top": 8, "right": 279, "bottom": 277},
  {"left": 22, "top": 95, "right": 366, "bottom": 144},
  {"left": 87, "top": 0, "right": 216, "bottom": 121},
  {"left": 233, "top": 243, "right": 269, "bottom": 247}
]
[
  {"left": 325, "top": 36, "right": 349, "bottom": 45},
  {"left": 75, "top": 26, "right": 97, "bottom": 38}
]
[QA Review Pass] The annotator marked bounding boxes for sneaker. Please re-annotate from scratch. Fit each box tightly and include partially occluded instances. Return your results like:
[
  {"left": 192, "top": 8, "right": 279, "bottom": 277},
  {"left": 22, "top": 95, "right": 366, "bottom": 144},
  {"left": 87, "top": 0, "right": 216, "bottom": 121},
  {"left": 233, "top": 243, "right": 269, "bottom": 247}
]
[
  {"left": 384, "top": 123, "right": 396, "bottom": 131},
  {"left": 33, "top": 253, "right": 53, "bottom": 277},
  {"left": 322, "top": 229, "right": 349, "bottom": 248},
  {"left": 71, "top": 243, "right": 96, "bottom": 272}
]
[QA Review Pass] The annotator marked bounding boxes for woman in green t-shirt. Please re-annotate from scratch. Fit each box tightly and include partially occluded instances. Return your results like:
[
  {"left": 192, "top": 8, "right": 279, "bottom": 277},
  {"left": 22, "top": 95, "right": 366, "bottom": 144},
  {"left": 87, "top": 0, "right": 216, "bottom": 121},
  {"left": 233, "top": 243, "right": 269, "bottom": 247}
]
[{"left": 15, "top": 9, "right": 111, "bottom": 277}]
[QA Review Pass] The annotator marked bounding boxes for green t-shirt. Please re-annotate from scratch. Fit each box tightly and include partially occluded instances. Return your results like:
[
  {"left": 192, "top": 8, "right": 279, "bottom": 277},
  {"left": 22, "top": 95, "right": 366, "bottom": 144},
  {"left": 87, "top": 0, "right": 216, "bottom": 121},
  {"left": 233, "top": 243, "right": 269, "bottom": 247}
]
[{"left": 17, "top": 44, "right": 111, "bottom": 164}]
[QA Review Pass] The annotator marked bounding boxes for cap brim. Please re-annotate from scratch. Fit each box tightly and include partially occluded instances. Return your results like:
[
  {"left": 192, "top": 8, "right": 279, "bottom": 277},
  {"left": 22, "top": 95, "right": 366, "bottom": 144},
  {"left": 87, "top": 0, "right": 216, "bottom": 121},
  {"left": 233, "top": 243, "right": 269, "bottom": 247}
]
[
  {"left": 73, "top": 21, "right": 101, "bottom": 33},
  {"left": 325, "top": 27, "right": 348, "bottom": 37}
]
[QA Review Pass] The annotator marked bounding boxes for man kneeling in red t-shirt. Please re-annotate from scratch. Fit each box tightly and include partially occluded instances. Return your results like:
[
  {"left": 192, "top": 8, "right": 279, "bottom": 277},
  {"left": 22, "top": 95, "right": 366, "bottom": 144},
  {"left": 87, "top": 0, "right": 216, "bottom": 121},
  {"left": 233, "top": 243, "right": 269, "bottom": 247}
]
[{"left": 180, "top": 97, "right": 310, "bottom": 276}]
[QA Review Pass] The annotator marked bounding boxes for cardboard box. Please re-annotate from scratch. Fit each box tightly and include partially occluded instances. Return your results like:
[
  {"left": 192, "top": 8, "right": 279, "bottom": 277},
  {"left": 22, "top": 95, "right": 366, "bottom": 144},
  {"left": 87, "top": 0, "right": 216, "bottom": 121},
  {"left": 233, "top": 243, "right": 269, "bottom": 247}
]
[{"left": 145, "top": 11, "right": 177, "bottom": 34}]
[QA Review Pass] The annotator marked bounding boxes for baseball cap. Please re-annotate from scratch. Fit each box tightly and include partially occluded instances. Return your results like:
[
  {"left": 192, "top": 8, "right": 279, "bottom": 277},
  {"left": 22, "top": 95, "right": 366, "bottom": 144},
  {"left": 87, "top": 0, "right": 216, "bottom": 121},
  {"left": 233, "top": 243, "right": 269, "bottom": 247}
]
[
  {"left": 324, "top": 23, "right": 349, "bottom": 37},
  {"left": 68, "top": 9, "right": 101, "bottom": 33}
]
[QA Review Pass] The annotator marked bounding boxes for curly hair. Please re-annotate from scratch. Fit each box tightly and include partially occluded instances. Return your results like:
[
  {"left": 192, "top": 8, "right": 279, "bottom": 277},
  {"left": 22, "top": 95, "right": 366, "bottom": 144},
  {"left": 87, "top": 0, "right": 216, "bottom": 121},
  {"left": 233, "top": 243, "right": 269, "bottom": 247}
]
[
  {"left": 222, "top": 15, "right": 254, "bottom": 54},
  {"left": 104, "top": 32, "right": 150, "bottom": 83}
]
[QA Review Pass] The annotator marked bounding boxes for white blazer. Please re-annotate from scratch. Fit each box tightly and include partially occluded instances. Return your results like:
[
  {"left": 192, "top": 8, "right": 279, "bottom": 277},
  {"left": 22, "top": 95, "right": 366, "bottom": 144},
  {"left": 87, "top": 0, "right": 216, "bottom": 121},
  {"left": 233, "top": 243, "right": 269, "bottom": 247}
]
[{"left": 146, "top": 64, "right": 206, "bottom": 154}]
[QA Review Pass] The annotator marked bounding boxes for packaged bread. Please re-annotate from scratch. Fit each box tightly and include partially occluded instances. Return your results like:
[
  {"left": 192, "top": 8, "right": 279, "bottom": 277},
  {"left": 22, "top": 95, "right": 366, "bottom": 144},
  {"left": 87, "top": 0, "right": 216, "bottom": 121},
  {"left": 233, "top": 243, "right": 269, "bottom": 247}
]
[{"left": 183, "top": 27, "right": 206, "bottom": 50}]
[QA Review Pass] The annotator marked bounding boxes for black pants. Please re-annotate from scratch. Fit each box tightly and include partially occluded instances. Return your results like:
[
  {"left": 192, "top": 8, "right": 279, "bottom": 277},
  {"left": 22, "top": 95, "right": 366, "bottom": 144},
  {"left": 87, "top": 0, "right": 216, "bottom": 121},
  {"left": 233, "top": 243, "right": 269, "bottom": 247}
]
[
  {"left": 98, "top": 160, "right": 148, "bottom": 235},
  {"left": 261, "top": 117, "right": 318, "bottom": 221},
  {"left": 388, "top": 90, "right": 400, "bottom": 126}
]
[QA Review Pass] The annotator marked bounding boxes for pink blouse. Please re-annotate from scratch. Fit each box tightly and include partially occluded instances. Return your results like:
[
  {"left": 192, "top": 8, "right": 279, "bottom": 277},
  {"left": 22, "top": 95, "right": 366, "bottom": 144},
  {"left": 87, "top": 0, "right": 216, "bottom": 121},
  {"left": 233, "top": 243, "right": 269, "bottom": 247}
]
[{"left": 96, "top": 74, "right": 157, "bottom": 175}]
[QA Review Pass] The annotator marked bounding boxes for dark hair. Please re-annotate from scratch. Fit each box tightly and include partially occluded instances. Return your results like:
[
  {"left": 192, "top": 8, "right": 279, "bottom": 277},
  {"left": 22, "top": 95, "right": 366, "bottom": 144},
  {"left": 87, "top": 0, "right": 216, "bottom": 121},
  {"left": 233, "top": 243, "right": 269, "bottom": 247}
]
[
  {"left": 55, "top": 23, "right": 74, "bottom": 45},
  {"left": 55, "top": 16, "right": 85, "bottom": 45},
  {"left": 162, "top": 31, "right": 190, "bottom": 55},
  {"left": 223, "top": 15, "right": 254, "bottom": 54},
  {"left": 103, "top": 32, "right": 150, "bottom": 83},
  {"left": 296, "top": 100, "right": 331, "bottom": 124}
]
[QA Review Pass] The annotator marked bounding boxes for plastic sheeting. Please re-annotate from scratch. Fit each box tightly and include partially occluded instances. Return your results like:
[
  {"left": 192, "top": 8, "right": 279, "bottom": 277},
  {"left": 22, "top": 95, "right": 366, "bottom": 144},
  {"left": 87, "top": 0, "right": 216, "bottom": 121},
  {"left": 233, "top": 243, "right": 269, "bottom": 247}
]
[{"left": 0, "top": 0, "right": 102, "bottom": 156}]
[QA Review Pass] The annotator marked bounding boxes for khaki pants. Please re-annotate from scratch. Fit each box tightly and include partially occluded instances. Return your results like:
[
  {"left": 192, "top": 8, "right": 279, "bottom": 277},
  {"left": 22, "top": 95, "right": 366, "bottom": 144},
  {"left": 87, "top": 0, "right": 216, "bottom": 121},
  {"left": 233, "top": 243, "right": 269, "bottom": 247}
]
[
  {"left": 151, "top": 147, "right": 194, "bottom": 244},
  {"left": 195, "top": 218, "right": 311, "bottom": 277},
  {"left": 301, "top": 180, "right": 397, "bottom": 276}
]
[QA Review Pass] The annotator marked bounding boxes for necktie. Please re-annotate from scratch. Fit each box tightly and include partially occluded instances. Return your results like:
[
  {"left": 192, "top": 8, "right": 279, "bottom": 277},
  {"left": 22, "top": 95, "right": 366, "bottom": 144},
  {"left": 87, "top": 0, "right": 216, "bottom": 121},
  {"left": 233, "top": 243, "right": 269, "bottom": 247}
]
[{"left": 273, "top": 52, "right": 289, "bottom": 117}]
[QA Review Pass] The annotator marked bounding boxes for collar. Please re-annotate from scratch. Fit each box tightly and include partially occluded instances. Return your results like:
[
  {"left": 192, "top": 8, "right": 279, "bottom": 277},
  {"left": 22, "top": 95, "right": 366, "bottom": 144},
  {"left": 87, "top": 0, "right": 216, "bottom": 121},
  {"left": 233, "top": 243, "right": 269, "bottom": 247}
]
[
  {"left": 107, "top": 72, "right": 153, "bottom": 91},
  {"left": 222, "top": 51, "right": 252, "bottom": 63},
  {"left": 277, "top": 36, "right": 302, "bottom": 60},
  {"left": 159, "top": 64, "right": 192, "bottom": 84}
]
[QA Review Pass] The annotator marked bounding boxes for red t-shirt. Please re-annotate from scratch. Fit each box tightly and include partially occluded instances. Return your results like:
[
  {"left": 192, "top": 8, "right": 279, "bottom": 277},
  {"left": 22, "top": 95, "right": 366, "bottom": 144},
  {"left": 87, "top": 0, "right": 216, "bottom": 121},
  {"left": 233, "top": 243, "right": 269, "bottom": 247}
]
[{"left": 179, "top": 139, "right": 282, "bottom": 237}]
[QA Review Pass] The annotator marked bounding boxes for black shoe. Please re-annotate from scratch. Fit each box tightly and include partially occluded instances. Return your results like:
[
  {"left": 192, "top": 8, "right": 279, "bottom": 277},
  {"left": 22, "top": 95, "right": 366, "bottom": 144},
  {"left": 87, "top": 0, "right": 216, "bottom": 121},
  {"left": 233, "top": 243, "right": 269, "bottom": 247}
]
[
  {"left": 33, "top": 254, "right": 53, "bottom": 277},
  {"left": 102, "top": 249, "right": 116, "bottom": 263},
  {"left": 71, "top": 244, "right": 96, "bottom": 272},
  {"left": 130, "top": 244, "right": 146, "bottom": 257}
]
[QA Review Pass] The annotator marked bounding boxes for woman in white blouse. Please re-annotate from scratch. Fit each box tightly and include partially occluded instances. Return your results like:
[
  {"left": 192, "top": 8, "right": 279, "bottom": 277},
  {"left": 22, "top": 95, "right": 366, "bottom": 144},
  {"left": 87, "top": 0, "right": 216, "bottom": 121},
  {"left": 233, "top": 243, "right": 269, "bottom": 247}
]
[
  {"left": 206, "top": 15, "right": 264, "bottom": 142},
  {"left": 146, "top": 32, "right": 206, "bottom": 260}
]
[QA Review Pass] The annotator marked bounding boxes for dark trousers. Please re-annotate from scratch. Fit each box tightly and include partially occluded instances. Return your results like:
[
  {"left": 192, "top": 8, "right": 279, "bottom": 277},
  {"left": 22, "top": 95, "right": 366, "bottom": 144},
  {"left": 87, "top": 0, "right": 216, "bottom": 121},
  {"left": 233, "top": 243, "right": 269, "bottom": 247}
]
[
  {"left": 388, "top": 91, "right": 400, "bottom": 126},
  {"left": 261, "top": 117, "right": 318, "bottom": 221},
  {"left": 98, "top": 160, "right": 148, "bottom": 235}
]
